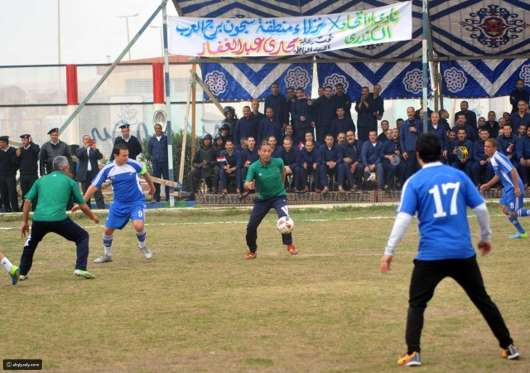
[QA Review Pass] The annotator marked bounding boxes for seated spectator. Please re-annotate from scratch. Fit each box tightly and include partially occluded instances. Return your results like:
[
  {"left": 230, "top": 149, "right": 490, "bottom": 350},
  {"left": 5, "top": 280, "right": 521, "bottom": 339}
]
[
  {"left": 448, "top": 128, "right": 474, "bottom": 179},
  {"left": 497, "top": 122, "right": 517, "bottom": 165},
  {"left": 453, "top": 113, "right": 478, "bottom": 142},
  {"left": 455, "top": 100, "right": 477, "bottom": 129},
  {"left": 511, "top": 100, "right": 530, "bottom": 135},
  {"left": 218, "top": 139, "right": 240, "bottom": 194},
  {"left": 485, "top": 111, "right": 500, "bottom": 139},
  {"left": 296, "top": 140, "right": 320, "bottom": 192},
  {"left": 516, "top": 126, "right": 530, "bottom": 186},
  {"left": 340, "top": 130, "right": 362, "bottom": 190},
  {"left": 267, "top": 135, "right": 281, "bottom": 157},
  {"left": 517, "top": 124, "right": 528, "bottom": 139},
  {"left": 218, "top": 123, "right": 232, "bottom": 143},
  {"left": 361, "top": 130, "right": 384, "bottom": 189},
  {"left": 237, "top": 137, "right": 258, "bottom": 191},
  {"left": 319, "top": 134, "right": 345, "bottom": 192},
  {"left": 379, "top": 128, "right": 402, "bottom": 190},
  {"left": 377, "top": 120, "right": 390, "bottom": 143},
  {"left": 283, "top": 124, "right": 294, "bottom": 142},
  {"left": 471, "top": 128, "right": 493, "bottom": 186},
  {"left": 190, "top": 134, "right": 218, "bottom": 196},
  {"left": 330, "top": 107, "right": 355, "bottom": 139},
  {"left": 296, "top": 131, "right": 318, "bottom": 150},
  {"left": 258, "top": 107, "right": 282, "bottom": 145},
  {"left": 278, "top": 137, "right": 299, "bottom": 191}
]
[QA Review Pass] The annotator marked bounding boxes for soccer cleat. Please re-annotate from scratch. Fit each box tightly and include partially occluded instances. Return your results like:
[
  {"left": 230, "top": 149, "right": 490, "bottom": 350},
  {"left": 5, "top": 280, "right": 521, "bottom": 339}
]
[
  {"left": 19, "top": 274, "right": 28, "bottom": 281},
  {"left": 287, "top": 244, "right": 298, "bottom": 255},
  {"left": 9, "top": 265, "right": 20, "bottom": 285},
  {"left": 74, "top": 269, "right": 96, "bottom": 279},
  {"left": 139, "top": 245, "right": 153, "bottom": 259},
  {"left": 510, "top": 232, "right": 527, "bottom": 239},
  {"left": 501, "top": 345, "right": 520, "bottom": 360},
  {"left": 397, "top": 352, "right": 422, "bottom": 367},
  {"left": 94, "top": 254, "right": 112, "bottom": 263},
  {"left": 245, "top": 251, "right": 257, "bottom": 260}
]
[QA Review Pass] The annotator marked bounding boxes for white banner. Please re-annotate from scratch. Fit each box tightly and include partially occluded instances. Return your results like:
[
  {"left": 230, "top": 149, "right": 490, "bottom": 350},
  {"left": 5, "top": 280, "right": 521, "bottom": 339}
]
[{"left": 168, "top": 2, "right": 412, "bottom": 57}]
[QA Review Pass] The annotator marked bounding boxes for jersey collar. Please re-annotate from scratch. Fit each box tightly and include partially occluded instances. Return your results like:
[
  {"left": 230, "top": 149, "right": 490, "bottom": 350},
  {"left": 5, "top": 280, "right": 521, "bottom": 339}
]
[{"left": 422, "top": 161, "right": 443, "bottom": 169}]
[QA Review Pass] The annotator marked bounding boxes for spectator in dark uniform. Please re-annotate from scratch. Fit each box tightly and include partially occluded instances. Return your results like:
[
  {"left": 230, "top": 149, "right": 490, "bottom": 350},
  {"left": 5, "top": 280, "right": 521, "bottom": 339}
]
[
  {"left": 340, "top": 130, "right": 362, "bottom": 190},
  {"left": 497, "top": 122, "right": 517, "bottom": 165},
  {"left": 265, "top": 82, "right": 289, "bottom": 128},
  {"left": 377, "top": 120, "right": 390, "bottom": 143},
  {"left": 218, "top": 123, "right": 232, "bottom": 144},
  {"left": 296, "top": 140, "right": 320, "bottom": 192},
  {"left": 148, "top": 122, "right": 169, "bottom": 202},
  {"left": 455, "top": 101, "right": 477, "bottom": 129},
  {"left": 0, "top": 136, "right": 19, "bottom": 212},
  {"left": 76, "top": 135, "right": 105, "bottom": 209},
  {"left": 330, "top": 106, "right": 355, "bottom": 138},
  {"left": 511, "top": 100, "right": 530, "bottom": 134},
  {"left": 313, "top": 86, "right": 337, "bottom": 142},
  {"left": 234, "top": 106, "right": 258, "bottom": 148},
  {"left": 238, "top": 136, "right": 258, "bottom": 191},
  {"left": 218, "top": 139, "right": 239, "bottom": 194},
  {"left": 278, "top": 137, "right": 298, "bottom": 191},
  {"left": 371, "top": 84, "right": 384, "bottom": 121},
  {"left": 400, "top": 107, "right": 421, "bottom": 180},
  {"left": 484, "top": 111, "right": 500, "bottom": 139},
  {"left": 39, "top": 128, "right": 71, "bottom": 176},
  {"left": 510, "top": 79, "right": 530, "bottom": 113},
  {"left": 268, "top": 136, "right": 282, "bottom": 158},
  {"left": 111, "top": 123, "right": 142, "bottom": 160},
  {"left": 291, "top": 88, "right": 314, "bottom": 145},
  {"left": 361, "top": 130, "right": 384, "bottom": 189},
  {"left": 472, "top": 128, "right": 493, "bottom": 186},
  {"left": 427, "top": 112, "right": 448, "bottom": 159},
  {"left": 379, "top": 129, "right": 402, "bottom": 190},
  {"left": 454, "top": 113, "right": 478, "bottom": 142},
  {"left": 449, "top": 128, "right": 474, "bottom": 180},
  {"left": 17, "top": 134, "right": 39, "bottom": 208},
  {"left": 319, "top": 134, "right": 345, "bottom": 192},
  {"left": 190, "top": 134, "right": 218, "bottom": 196},
  {"left": 251, "top": 98, "right": 264, "bottom": 124},
  {"left": 516, "top": 126, "right": 530, "bottom": 186},
  {"left": 258, "top": 107, "right": 282, "bottom": 145},
  {"left": 355, "top": 86, "right": 377, "bottom": 142},
  {"left": 333, "top": 83, "right": 352, "bottom": 118}
]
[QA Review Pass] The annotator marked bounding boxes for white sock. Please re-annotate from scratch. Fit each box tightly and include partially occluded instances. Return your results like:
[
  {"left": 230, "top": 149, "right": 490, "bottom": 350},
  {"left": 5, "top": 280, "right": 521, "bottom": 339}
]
[
  {"left": 1, "top": 257, "right": 13, "bottom": 273},
  {"left": 103, "top": 234, "right": 113, "bottom": 256}
]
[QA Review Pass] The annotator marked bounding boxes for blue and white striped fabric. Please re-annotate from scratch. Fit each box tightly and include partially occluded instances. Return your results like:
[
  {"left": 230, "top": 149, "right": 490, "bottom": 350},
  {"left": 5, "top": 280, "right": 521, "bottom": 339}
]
[{"left": 92, "top": 160, "right": 146, "bottom": 203}]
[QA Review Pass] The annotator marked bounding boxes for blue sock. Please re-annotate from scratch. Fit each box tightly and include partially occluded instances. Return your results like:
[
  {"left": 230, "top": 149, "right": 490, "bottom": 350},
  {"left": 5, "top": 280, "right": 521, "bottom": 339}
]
[
  {"left": 136, "top": 230, "right": 147, "bottom": 248},
  {"left": 517, "top": 208, "right": 530, "bottom": 217},
  {"left": 508, "top": 216, "right": 526, "bottom": 234}
]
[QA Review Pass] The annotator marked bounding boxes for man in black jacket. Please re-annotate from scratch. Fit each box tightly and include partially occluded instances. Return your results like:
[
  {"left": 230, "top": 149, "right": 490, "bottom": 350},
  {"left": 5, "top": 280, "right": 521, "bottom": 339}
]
[
  {"left": 190, "top": 134, "right": 218, "bottom": 196},
  {"left": 76, "top": 135, "right": 105, "bottom": 209},
  {"left": 0, "top": 136, "right": 19, "bottom": 212},
  {"left": 17, "top": 134, "right": 39, "bottom": 208},
  {"left": 39, "top": 128, "right": 71, "bottom": 175},
  {"left": 111, "top": 123, "right": 142, "bottom": 160}
]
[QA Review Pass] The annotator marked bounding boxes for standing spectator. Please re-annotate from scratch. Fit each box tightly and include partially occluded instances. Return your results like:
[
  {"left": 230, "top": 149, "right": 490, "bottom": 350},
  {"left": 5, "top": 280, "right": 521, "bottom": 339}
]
[
  {"left": 319, "top": 134, "right": 345, "bottom": 192},
  {"left": 377, "top": 120, "right": 390, "bottom": 143},
  {"left": 220, "top": 106, "right": 237, "bottom": 135},
  {"left": 455, "top": 101, "right": 477, "bottom": 129},
  {"left": 111, "top": 123, "right": 142, "bottom": 160},
  {"left": 510, "top": 100, "right": 530, "bottom": 134},
  {"left": 427, "top": 112, "right": 447, "bottom": 158},
  {"left": 76, "top": 135, "right": 105, "bottom": 209},
  {"left": 39, "top": 128, "right": 71, "bottom": 176},
  {"left": 485, "top": 111, "right": 500, "bottom": 139},
  {"left": 333, "top": 83, "right": 352, "bottom": 118},
  {"left": 472, "top": 129, "right": 493, "bottom": 185},
  {"left": 371, "top": 84, "right": 385, "bottom": 121},
  {"left": 396, "top": 118, "right": 405, "bottom": 132},
  {"left": 16, "top": 134, "right": 40, "bottom": 208},
  {"left": 438, "top": 109, "right": 451, "bottom": 130},
  {"left": 258, "top": 107, "right": 282, "bottom": 145},
  {"left": 330, "top": 106, "right": 355, "bottom": 139},
  {"left": 291, "top": 88, "right": 314, "bottom": 145},
  {"left": 296, "top": 140, "right": 320, "bottom": 192},
  {"left": 218, "top": 123, "right": 232, "bottom": 143},
  {"left": 361, "top": 130, "right": 384, "bottom": 189},
  {"left": 190, "top": 134, "right": 218, "bottom": 196},
  {"left": 497, "top": 122, "right": 517, "bottom": 165},
  {"left": 233, "top": 106, "right": 258, "bottom": 147},
  {"left": 250, "top": 98, "right": 264, "bottom": 124},
  {"left": 278, "top": 137, "right": 299, "bottom": 191},
  {"left": 355, "top": 86, "right": 377, "bottom": 142},
  {"left": 340, "top": 130, "right": 362, "bottom": 190},
  {"left": 265, "top": 82, "right": 289, "bottom": 128},
  {"left": 400, "top": 107, "right": 421, "bottom": 180},
  {"left": 218, "top": 139, "right": 239, "bottom": 194},
  {"left": 510, "top": 79, "right": 530, "bottom": 113},
  {"left": 0, "top": 136, "right": 19, "bottom": 212},
  {"left": 148, "top": 123, "right": 169, "bottom": 202},
  {"left": 313, "top": 86, "right": 337, "bottom": 142},
  {"left": 454, "top": 113, "right": 478, "bottom": 142},
  {"left": 516, "top": 126, "right": 530, "bottom": 186}
]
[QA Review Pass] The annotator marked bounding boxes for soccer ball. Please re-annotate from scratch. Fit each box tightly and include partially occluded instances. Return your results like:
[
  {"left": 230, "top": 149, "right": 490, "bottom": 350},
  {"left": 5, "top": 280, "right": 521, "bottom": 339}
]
[{"left": 276, "top": 216, "right": 294, "bottom": 234}]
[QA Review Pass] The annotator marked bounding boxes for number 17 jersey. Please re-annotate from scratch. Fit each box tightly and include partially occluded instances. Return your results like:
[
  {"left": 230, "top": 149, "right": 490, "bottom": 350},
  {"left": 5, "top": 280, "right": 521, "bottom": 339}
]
[{"left": 398, "top": 162, "right": 485, "bottom": 260}]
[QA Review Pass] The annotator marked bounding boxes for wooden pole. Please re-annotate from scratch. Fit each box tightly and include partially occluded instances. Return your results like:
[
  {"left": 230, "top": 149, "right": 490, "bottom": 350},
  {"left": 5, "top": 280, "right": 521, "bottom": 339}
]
[
  {"left": 191, "top": 63, "right": 197, "bottom": 159},
  {"left": 178, "top": 73, "right": 193, "bottom": 184}
]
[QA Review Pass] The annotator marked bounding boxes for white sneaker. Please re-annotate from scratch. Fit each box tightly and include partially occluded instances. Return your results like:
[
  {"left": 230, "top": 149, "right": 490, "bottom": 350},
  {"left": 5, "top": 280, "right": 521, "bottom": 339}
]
[
  {"left": 19, "top": 274, "right": 29, "bottom": 281},
  {"left": 139, "top": 245, "right": 153, "bottom": 259},
  {"left": 94, "top": 254, "right": 112, "bottom": 263}
]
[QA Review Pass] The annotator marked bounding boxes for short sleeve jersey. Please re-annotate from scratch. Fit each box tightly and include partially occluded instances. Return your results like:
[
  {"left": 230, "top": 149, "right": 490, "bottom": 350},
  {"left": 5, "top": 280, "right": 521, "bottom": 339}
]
[
  {"left": 92, "top": 159, "right": 146, "bottom": 203},
  {"left": 490, "top": 151, "right": 523, "bottom": 193},
  {"left": 245, "top": 157, "right": 286, "bottom": 201}
]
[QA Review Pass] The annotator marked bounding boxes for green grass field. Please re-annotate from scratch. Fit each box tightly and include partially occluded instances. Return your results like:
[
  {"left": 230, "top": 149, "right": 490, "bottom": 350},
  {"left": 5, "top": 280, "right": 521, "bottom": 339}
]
[{"left": 0, "top": 206, "right": 529, "bottom": 372}]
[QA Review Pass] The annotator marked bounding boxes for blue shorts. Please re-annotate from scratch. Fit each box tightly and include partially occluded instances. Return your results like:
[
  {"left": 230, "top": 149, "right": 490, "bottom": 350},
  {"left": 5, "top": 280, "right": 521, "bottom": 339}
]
[
  {"left": 106, "top": 201, "right": 145, "bottom": 230},
  {"left": 500, "top": 189, "right": 525, "bottom": 212}
]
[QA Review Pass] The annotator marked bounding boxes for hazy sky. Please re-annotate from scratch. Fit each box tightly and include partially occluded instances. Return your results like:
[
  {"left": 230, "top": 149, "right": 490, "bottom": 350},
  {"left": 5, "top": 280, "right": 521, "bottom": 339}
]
[{"left": 0, "top": 0, "right": 179, "bottom": 65}]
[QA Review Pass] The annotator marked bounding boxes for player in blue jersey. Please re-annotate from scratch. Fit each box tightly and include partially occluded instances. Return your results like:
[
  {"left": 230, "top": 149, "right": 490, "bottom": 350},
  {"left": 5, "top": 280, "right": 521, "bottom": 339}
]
[
  {"left": 480, "top": 138, "right": 529, "bottom": 239},
  {"left": 80, "top": 144, "right": 156, "bottom": 263},
  {"left": 380, "top": 133, "right": 519, "bottom": 367}
]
